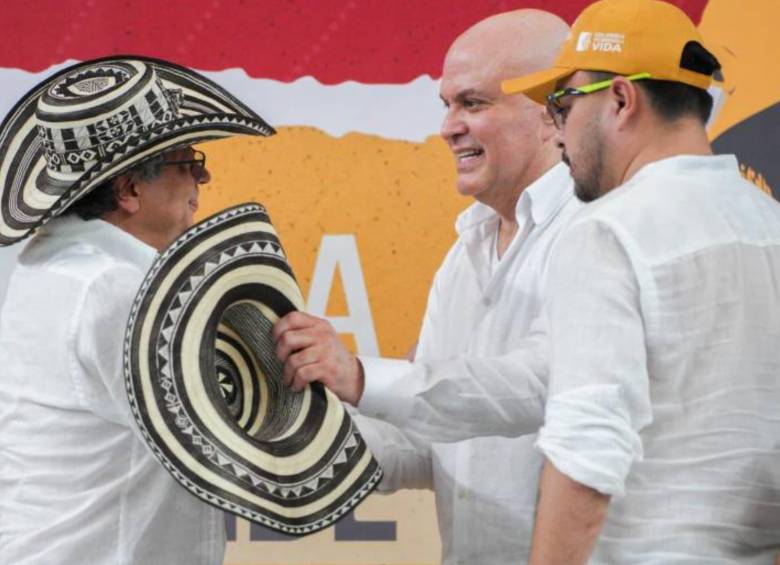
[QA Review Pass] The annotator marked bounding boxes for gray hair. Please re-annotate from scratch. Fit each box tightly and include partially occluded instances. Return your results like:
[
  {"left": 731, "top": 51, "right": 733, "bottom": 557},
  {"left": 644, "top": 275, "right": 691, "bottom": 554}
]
[
  {"left": 64, "top": 152, "right": 170, "bottom": 220},
  {"left": 129, "top": 153, "right": 166, "bottom": 183}
]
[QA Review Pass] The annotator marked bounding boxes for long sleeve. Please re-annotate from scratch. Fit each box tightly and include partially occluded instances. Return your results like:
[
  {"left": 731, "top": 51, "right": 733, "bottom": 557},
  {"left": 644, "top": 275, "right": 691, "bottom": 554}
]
[
  {"left": 536, "top": 218, "right": 652, "bottom": 496},
  {"left": 72, "top": 265, "right": 146, "bottom": 426},
  {"left": 347, "top": 404, "right": 434, "bottom": 491},
  {"left": 358, "top": 321, "right": 549, "bottom": 445}
]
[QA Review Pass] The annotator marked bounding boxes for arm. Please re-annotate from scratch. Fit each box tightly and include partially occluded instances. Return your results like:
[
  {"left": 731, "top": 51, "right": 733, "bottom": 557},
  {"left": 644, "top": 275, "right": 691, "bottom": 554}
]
[
  {"left": 347, "top": 406, "right": 434, "bottom": 491},
  {"left": 73, "top": 265, "right": 146, "bottom": 425},
  {"left": 530, "top": 218, "right": 652, "bottom": 559},
  {"left": 273, "top": 312, "right": 549, "bottom": 443},
  {"left": 528, "top": 460, "right": 610, "bottom": 565}
]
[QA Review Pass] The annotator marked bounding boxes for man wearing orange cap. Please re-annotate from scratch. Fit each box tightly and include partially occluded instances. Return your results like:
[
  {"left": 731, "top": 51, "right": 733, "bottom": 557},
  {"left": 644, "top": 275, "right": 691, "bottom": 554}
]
[{"left": 500, "top": 0, "right": 780, "bottom": 562}]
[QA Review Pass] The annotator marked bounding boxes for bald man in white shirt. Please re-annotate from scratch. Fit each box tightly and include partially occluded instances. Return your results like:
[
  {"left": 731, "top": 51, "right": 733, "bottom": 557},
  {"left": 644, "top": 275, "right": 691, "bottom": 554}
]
[{"left": 273, "top": 10, "right": 577, "bottom": 563}]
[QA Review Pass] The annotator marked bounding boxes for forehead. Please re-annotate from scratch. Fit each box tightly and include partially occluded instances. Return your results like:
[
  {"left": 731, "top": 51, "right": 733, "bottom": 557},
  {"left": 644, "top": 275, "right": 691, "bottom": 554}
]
[{"left": 440, "top": 44, "right": 505, "bottom": 97}]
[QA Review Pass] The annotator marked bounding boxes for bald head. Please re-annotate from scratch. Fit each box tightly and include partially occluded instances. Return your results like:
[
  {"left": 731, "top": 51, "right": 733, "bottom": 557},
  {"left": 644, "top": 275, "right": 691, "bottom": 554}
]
[
  {"left": 445, "top": 9, "right": 569, "bottom": 85},
  {"left": 438, "top": 10, "right": 569, "bottom": 216}
]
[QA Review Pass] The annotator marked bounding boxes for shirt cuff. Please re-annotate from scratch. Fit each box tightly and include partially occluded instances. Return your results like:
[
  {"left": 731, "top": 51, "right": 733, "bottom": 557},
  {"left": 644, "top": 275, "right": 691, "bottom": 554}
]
[
  {"left": 536, "top": 385, "right": 643, "bottom": 496},
  {"left": 358, "top": 356, "right": 412, "bottom": 421}
]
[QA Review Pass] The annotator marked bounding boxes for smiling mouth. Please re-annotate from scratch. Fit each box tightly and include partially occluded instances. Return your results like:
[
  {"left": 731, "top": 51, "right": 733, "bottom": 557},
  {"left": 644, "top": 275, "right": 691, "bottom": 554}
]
[{"left": 455, "top": 148, "right": 484, "bottom": 165}]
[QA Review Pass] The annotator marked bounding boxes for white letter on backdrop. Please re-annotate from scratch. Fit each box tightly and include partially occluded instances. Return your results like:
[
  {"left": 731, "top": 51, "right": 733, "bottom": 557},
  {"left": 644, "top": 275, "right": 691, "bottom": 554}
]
[{"left": 307, "top": 235, "right": 379, "bottom": 355}]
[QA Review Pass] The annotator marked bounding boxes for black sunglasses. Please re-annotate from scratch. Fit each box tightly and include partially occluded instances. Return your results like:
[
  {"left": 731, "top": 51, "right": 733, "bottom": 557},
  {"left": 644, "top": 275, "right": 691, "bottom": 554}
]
[{"left": 161, "top": 150, "right": 207, "bottom": 180}]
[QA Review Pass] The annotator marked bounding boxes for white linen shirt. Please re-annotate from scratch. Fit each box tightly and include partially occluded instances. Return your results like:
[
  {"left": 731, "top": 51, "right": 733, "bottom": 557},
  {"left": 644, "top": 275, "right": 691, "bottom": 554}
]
[
  {"left": 354, "top": 163, "right": 581, "bottom": 564},
  {"left": 0, "top": 216, "right": 225, "bottom": 565},
  {"left": 538, "top": 155, "right": 780, "bottom": 563}
]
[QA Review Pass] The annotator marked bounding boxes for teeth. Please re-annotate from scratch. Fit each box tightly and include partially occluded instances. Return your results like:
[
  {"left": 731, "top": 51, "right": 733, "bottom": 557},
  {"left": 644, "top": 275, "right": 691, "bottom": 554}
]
[{"left": 457, "top": 149, "right": 482, "bottom": 160}]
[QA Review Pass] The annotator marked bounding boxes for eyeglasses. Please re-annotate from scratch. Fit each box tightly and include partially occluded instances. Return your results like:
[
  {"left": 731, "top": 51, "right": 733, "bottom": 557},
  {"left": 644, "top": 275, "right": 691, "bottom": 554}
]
[
  {"left": 161, "top": 150, "right": 207, "bottom": 181},
  {"left": 545, "top": 72, "right": 651, "bottom": 129}
]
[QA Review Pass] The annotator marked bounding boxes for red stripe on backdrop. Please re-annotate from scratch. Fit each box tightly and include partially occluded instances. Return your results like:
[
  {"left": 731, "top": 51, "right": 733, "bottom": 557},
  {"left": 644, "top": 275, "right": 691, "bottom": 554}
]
[{"left": 2, "top": 0, "right": 707, "bottom": 83}]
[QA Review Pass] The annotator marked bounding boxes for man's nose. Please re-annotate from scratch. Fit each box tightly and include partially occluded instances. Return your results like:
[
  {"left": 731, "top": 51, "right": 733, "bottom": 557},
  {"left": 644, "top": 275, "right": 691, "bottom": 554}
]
[
  {"left": 197, "top": 165, "right": 211, "bottom": 184},
  {"left": 440, "top": 109, "right": 467, "bottom": 141}
]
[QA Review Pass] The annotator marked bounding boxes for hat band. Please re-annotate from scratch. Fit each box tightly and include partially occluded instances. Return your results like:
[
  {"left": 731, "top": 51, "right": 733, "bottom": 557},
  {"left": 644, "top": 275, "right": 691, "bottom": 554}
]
[{"left": 38, "top": 78, "right": 179, "bottom": 178}]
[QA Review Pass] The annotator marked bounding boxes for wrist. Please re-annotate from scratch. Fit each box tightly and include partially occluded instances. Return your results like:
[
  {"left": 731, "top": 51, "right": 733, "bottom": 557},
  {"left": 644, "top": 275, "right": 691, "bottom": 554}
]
[{"left": 348, "top": 356, "right": 365, "bottom": 406}]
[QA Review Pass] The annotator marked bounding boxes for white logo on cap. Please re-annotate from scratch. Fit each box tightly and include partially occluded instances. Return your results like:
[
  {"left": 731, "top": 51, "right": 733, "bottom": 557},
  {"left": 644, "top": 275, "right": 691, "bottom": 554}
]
[
  {"left": 592, "top": 32, "right": 625, "bottom": 53},
  {"left": 576, "top": 31, "right": 625, "bottom": 53},
  {"left": 576, "top": 32, "right": 593, "bottom": 52}
]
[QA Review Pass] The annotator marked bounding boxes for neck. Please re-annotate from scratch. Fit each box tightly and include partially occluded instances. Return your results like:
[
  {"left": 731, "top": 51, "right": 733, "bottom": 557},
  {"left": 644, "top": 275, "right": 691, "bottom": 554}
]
[
  {"left": 496, "top": 218, "right": 518, "bottom": 259},
  {"left": 491, "top": 151, "right": 559, "bottom": 258},
  {"left": 102, "top": 212, "right": 166, "bottom": 252},
  {"left": 619, "top": 117, "right": 712, "bottom": 187}
]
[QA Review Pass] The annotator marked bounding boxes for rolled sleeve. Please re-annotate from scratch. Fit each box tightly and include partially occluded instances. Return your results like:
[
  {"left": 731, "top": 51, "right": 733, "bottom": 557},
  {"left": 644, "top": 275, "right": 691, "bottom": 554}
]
[
  {"left": 537, "top": 385, "right": 643, "bottom": 496},
  {"left": 538, "top": 218, "right": 652, "bottom": 496}
]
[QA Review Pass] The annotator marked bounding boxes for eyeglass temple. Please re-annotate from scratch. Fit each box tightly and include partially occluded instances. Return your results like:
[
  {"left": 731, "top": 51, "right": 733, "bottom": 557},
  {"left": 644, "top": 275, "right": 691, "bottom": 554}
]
[{"left": 550, "top": 72, "right": 652, "bottom": 100}]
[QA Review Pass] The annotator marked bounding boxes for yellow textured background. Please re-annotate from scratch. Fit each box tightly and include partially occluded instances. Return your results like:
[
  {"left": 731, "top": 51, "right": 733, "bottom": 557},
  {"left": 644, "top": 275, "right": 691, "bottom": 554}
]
[
  {"left": 198, "top": 128, "right": 467, "bottom": 564},
  {"left": 193, "top": 2, "right": 780, "bottom": 561},
  {"left": 199, "top": 128, "right": 467, "bottom": 358}
]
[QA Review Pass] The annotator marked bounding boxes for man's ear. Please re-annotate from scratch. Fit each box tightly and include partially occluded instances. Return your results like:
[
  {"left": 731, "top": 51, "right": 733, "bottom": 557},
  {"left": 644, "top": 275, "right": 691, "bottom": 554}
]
[
  {"left": 114, "top": 174, "right": 140, "bottom": 214},
  {"left": 608, "top": 77, "right": 640, "bottom": 130}
]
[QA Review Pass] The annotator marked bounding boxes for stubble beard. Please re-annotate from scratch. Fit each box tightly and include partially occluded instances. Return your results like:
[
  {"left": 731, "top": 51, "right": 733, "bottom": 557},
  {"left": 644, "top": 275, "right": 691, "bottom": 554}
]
[{"left": 563, "top": 117, "right": 607, "bottom": 203}]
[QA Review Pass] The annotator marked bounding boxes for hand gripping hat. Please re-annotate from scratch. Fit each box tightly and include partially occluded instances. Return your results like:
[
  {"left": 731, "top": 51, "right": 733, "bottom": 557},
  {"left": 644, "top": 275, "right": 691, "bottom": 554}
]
[
  {"left": 0, "top": 55, "right": 275, "bottom": 246},
  {"left": 124, "top": 203, "right": 383, "bottom": 535},
  {"left": 501, "top": 0, "right": 716, "bottom": 103}
]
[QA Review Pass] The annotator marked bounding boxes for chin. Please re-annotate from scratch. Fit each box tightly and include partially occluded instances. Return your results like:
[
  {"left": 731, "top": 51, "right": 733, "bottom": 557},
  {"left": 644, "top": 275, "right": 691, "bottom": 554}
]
[{"left": 455, "top": 178, "right": 487, "bottom": 198}]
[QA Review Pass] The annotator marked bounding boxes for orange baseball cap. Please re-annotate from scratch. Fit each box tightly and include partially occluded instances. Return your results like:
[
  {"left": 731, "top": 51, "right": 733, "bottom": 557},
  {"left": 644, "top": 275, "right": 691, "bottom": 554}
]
[{"left": 502, "top": 0, "right": 714, "bottom": 104}]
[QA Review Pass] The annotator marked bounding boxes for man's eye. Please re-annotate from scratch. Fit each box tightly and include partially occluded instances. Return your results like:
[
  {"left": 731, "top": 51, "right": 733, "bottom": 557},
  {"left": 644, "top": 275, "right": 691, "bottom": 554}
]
[{"left": 463, "top": 99, "right": 482, "bottom": 110}]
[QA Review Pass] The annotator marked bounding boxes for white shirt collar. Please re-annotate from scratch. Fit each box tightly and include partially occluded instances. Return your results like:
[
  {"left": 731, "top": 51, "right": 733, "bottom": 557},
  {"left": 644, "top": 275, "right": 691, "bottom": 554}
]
[
  {"left": 628, "top": 154, "right": 740, "bottom": 187},
  {"left": 24, "top": 215, "right": 157, "bottom": 271},
  {"left": 455, "top": 162, "right": 572, "bottom": 236}
]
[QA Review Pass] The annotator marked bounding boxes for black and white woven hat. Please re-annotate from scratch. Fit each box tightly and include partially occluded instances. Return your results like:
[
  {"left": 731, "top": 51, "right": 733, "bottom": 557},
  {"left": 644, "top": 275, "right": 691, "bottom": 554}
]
[
  {"left": 0, "top": 55, "right": 275, "bottom": 246},
  {"left": 124, "top": 203, "right": 383, "bottom": 535}
]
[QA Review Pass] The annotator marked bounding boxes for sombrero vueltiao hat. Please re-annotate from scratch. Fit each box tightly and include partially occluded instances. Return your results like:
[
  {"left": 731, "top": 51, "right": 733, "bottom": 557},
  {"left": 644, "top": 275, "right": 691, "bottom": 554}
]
[
  {"left": 0, "top": 55, "right": 275, "bottom": 246},
  {"left": 124, "top": 203, "right": 383, "bottom": 535}
]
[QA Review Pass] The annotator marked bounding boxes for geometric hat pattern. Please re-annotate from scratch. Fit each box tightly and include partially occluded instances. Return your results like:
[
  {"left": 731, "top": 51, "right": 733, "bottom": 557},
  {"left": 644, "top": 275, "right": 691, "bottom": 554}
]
[
  {"left": 124, "top": 203, "right": 383, "bottom": 535},
  {"left": 0, "top": 56, "right": 275, "bottom": 246}
]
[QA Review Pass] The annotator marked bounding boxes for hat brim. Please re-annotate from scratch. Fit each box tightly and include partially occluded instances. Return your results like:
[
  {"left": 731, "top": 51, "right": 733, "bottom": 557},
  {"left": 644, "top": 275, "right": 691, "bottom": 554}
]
[
  {"left": 0, "top": 56, "right": 276, "bottom": 246},
  {"left": 124, "top": 203, "right": 383, "bottom": 536},
  {"left": 501, "top": 66, "right": 575, "bottom": 105}
]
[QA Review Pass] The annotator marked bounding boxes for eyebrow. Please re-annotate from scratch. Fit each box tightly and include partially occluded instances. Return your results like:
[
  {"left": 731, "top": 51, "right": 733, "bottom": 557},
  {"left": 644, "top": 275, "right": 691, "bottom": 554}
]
[{"left": 440, "top": 88, "right": 492, "bottom": 105}]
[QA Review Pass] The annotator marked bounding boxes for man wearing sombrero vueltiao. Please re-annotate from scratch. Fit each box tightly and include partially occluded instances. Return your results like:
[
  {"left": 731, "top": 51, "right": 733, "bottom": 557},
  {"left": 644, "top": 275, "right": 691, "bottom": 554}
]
[{"left": 0, "top": 57, "right": 274, "bottom": 564}]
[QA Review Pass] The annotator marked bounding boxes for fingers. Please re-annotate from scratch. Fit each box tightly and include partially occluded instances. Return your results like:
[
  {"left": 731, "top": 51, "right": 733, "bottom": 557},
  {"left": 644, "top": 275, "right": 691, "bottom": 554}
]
[
  {"left": 272, "top": 311, "right": 360, "bottom": 400},
  {"left": 273, "top": 311, "right": 336, "bottom": 361},
  {"left": 272, "top": 311, "right": 322, "bottom": 342},
  {"left": 289, "top": 363, "right": 323, "bottom": 393},
  {"left": 282, "top": 346, "right": 320, "bottom": 387},
  {"left": 275, "top": 328, "right": 317, "bottom": 362}
]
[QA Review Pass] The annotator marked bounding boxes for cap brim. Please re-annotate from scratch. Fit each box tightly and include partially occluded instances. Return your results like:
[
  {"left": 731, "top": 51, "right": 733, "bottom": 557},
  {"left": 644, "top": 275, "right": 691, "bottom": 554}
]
[{"left": 501, "top": 66, "right": 575, "bottom": 105}]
